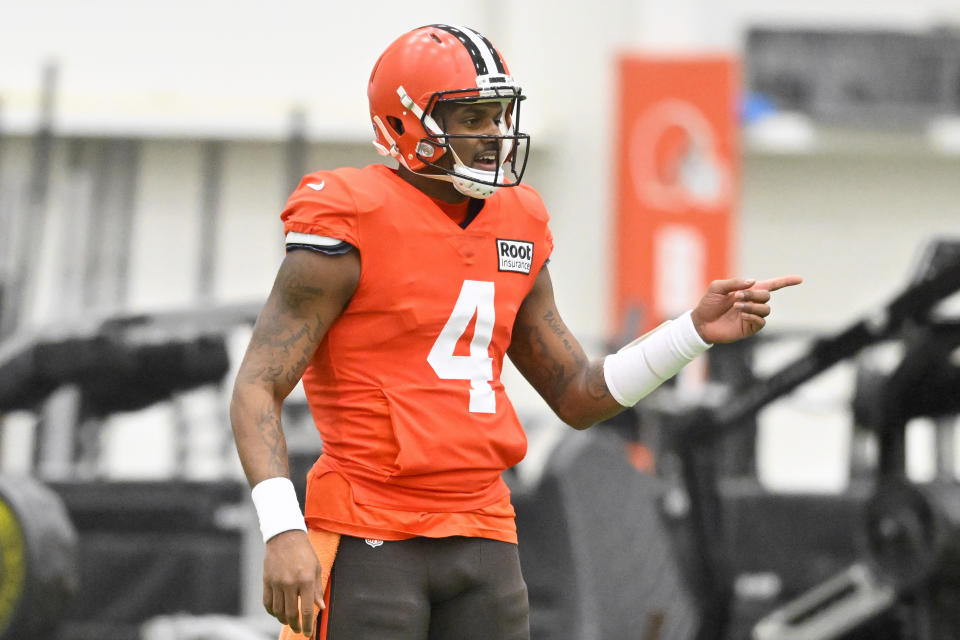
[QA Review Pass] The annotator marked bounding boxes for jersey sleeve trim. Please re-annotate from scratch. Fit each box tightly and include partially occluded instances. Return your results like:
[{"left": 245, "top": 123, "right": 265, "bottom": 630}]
[
  {"left": 285, "top": 232, "right": 355, "bottom": 256},
  {"left": 286, "top": 242, "right": 355, "bottom": 256},
  {"left": 286, "top": 231, "right": 345, "bottom": 247}
]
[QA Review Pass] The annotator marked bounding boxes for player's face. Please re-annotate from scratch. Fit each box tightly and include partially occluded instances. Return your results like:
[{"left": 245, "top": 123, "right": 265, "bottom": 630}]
[{"left": 435, "top": 101, "right": 505, "bottom": 172}]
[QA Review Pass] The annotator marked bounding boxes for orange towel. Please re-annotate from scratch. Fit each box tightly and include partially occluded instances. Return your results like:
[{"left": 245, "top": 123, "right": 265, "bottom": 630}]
[{"left": 277, "top": 529, "right": 341, "bottom": 640}]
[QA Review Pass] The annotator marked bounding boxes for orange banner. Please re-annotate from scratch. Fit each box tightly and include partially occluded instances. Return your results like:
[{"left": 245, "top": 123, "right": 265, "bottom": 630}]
[{"left": 611, "top": 56, "right": 739, "bottom": 339}]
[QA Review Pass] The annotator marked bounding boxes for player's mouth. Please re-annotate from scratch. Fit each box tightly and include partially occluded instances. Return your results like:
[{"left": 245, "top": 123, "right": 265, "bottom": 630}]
[{"left": 473, "top": 149, "right": 499, "bottom": 171}]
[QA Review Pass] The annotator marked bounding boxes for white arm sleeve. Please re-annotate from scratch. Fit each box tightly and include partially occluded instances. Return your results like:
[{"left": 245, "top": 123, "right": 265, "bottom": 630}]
[{"left": 602, "top": 310, "right": 712, "bottom": 407}]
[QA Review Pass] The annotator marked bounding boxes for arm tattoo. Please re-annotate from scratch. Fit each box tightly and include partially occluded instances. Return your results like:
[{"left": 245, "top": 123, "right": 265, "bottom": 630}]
[
  {"left": 255, "top": 403, "right": 289, "bottom": 477},
  {"left": 255, "top": 365, "right": 283, "bottom": 384},
  {"left": 242, "top": 269, "right": 331, "bottom": 387},
  {"left": 255, "top": 310, "right": 325, "bottom": 354},
  {"left": 239, "top": 312, "right": 323, "bottom": 388},
  {"left": 542, "top": 310, "right": 589, "bottom": 394},
  {"left": 585, "top": 362, "right": 611, "bottom": 401},
  {"left": 512, "top": 313, "right": 582, "bottom": 405},
  {"left": 278, "top": 270, "right": 325, "bottom": 318},
  {"left": 285, "top": 347, "right": 316, "bottom": 386},
  {"left": 543, "top": 310, "right": 576, "bottom": 353},
  {"left": 513, "top": 309, "right": 613, "bottom": 408}
]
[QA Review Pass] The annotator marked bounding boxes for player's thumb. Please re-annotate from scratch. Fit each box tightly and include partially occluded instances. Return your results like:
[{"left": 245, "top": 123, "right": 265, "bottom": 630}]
[{"left": 315, "top": 564, "right": 325, "bottom": 610}]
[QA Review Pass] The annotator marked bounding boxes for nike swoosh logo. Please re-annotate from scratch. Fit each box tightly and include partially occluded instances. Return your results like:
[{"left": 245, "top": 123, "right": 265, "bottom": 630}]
[{"left": 307, "top": 181, "right": 325, "bottom": 191}]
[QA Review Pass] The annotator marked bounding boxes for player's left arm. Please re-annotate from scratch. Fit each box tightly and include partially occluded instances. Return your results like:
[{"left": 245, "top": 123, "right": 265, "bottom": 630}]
[
  {"left": 507, "top": 266, "right": 623, "bottom": 429},
  {"left": 508, "top": 266, "right": 802, "bottom": 429}
]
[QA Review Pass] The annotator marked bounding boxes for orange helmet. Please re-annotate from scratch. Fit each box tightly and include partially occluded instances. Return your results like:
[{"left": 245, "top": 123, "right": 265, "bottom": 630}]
[{"left": 367, "top": 24, "right": 529, "bottom": 198}]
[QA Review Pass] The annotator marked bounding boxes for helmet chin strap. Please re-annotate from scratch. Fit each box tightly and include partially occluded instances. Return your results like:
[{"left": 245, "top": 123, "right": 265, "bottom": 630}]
[
  {"left": 413, "top": 145, "right": 505, "bottom": 199},
  {"left": 445, "top": 145, "right": 504, "bottom": 198},
  {"left": 414, "top": 169, "right": 500, "bottom": 200},
  {"left": 451, "top": 173, "right": 500, "bottom": 199}
]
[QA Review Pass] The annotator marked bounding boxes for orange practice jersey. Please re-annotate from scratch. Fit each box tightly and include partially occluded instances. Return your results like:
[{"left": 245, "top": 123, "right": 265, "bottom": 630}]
[{"left": 281, "top": 164, "right": 553, "bottom": 543}]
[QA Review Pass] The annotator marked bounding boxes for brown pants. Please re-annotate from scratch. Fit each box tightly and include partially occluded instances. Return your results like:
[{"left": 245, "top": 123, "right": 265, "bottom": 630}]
[{"left": 281, "top": 534, "right": 530, "bottom": 640}]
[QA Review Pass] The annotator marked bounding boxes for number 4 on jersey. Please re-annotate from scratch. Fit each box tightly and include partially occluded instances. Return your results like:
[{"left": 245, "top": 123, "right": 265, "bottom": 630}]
[{"left": 427, "top": 280, "right": 496, "bottom": 413}]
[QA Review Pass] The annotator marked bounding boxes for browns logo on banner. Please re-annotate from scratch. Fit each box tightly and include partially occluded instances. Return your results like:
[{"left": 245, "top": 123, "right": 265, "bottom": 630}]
[{"left": 612, "top": 56, "right": 738, "bottom": 339}]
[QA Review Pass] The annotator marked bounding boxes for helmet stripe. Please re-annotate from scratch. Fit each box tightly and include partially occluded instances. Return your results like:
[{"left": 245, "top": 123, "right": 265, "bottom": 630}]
[
  {"left": 473, "top": 31, "right": 506, "bottom": 74},
  {"left": 427, "top": 24, "right": 504, "bottom": 78}
]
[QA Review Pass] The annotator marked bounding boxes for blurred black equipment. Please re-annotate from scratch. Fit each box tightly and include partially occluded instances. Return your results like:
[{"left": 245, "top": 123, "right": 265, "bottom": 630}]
[
  {"left": 514, "top": 237, "right": 960, "bottom": 640},
  {"left": 0, "top": 304, "right": 260, "bottom": 640},
  {"left": 49, "top": 480, "right": 247, "bottom": 640},
  {"left": 674, "top": 237, "right": 960, "bottom": 640},
  {"left": 0, "top": 474, "right": 78, "bottom": 640},
  {"left": 0, "top": 303, "right": 257, "bottom": 414},
  {"left": 511, "top": 428, "right": 699, "bottom": 640}
]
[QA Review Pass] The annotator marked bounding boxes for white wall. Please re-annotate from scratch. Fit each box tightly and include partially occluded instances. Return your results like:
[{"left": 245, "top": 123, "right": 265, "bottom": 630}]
[
  {"left": 4, "top": 0, "right": 960, "bottom": 130},
  {"left": 3, "top": 1, "right": 960, "bottom": 483},
  {"left": 4, "top": 1, "right": 959, "bottom": 335},
  {"left": 741, "top": 150, "right": 960, "bottom": 329}
]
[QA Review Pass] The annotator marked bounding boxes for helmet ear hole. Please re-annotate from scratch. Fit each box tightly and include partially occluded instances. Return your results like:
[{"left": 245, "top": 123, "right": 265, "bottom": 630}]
[{"left": 386, "top": 116, "right": 405, "bottom": 136}]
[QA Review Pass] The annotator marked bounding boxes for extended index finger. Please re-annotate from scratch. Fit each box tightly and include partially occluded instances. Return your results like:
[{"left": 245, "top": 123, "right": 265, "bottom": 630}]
[{"left": 753, "top": 275, "right": 803, "bottom": 292}]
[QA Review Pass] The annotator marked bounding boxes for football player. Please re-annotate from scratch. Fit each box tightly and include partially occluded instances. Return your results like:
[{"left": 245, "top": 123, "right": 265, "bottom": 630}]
[{"left": 230, "top": 23, "right": 801, "bottom": 640}]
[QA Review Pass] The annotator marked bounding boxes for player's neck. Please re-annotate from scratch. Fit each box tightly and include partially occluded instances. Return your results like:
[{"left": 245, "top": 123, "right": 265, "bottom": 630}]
[
  {"left": 429, "top": 196, "right": 471, "bottom": 225},
  {"left": 396, "top": 165, "right": 468, "bottom": 204}
]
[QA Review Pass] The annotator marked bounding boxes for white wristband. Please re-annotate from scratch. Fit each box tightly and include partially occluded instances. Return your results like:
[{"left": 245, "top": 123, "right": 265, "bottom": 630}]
[
  {"left": 603, "top": 310, "right": 711, "bottom": 407},
  {"left": 250, "top": 477, "right": 307, "bottom": 543}
]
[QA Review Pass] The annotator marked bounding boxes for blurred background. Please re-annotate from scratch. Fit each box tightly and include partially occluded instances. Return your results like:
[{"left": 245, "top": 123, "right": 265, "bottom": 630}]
[{"left": 1, "top": 1, "right": 960, "bottom": 639}]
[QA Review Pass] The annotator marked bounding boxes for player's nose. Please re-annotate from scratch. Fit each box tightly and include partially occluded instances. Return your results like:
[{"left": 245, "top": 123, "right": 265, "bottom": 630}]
[{"left": 480, "top": 117, "right": 501, "bottom": 135}]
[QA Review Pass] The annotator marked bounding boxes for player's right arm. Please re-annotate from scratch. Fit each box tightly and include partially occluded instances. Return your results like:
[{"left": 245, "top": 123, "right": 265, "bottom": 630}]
[{"left": 230, "top": 247, "right": 359, "bottom": 635}]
